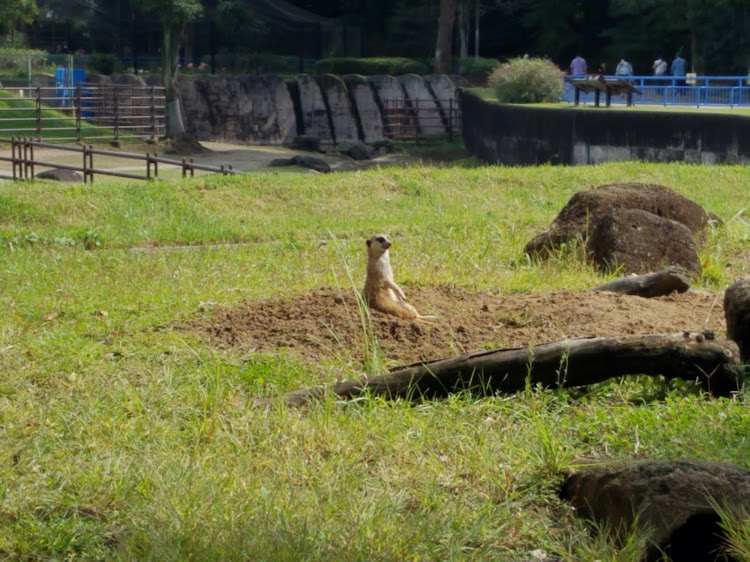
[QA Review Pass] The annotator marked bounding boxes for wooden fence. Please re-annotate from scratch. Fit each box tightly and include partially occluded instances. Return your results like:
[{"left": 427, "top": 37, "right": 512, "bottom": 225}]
[
  {"left": 1, "top": 138, "right": 236, "bottom": 183},
  {"left": 382, "top": 98, "right": 461, "bottom": 144},
  {"left": 0, "top": 84, "right": 166, "bottom": 142}
]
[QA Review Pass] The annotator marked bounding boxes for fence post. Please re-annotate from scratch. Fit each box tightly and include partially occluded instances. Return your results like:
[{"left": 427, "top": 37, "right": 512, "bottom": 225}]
[
  {"left": 448, "top": 98, "right": 453, "bottom": 142},
  {"left": 82, "top": 143, "right": 88, "bottom": 184},
  {"left": 113, "top": 87, "right": 119, "bottom": 141},
  {"left": 75, "top": 84, "right": 82, "bottom": 141},
  {"left": 415, "top": 99, "right": 420, "bottom": 145},
  {"left": 28, "top": 139, "right": 34, "bottom": 179},
  {"left": 88, "top": 144, "right": 94, "bottom": 183},
  {"left": 11, "top": 137, "right": 18, "bottom": 180},
  {"left": 35, "top": 87, "right": 42, "bottom": 141},
  {"left": 149, "top": 87, "right": 156, "bottom": 141}
]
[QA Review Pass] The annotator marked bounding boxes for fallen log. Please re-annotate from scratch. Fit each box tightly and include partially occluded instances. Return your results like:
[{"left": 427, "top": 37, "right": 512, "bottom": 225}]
[
  {"left": 590, "top": 265, "right": 691, "bottom": 298},
  {"left": 284, "top": 332, "right": 742, "bottom": 406}
]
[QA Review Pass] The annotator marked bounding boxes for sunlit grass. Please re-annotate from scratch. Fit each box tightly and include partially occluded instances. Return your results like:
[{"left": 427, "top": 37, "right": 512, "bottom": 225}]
[{"left": 0, "top": 160, "right": 748, "bottom": 559}]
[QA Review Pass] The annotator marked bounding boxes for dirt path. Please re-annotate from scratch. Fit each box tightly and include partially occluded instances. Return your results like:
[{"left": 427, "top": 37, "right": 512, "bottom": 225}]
[{"left": 0, "top": 140, "right": 419, "bottom": 180}]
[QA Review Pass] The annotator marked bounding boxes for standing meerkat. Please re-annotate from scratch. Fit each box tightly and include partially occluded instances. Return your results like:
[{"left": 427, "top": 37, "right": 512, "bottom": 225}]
[{"left": 363, "top": 233, "right": 436, "bottom": 322}]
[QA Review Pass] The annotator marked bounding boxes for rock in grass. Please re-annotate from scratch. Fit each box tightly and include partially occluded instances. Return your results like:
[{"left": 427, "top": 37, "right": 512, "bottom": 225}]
[{"left": 560, "top": 460, "right": 750, "bottom": 561}]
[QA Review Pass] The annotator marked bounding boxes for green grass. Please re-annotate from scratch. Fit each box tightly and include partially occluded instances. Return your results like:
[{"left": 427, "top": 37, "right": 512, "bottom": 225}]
[{"left": 0, "top": 160, "right": 748, "bottom": 559}]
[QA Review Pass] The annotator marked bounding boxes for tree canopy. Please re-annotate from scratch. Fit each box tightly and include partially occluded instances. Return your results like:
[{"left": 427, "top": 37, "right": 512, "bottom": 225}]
[{"left": 10, "top": 0, "right": 750, "bottom": 76}]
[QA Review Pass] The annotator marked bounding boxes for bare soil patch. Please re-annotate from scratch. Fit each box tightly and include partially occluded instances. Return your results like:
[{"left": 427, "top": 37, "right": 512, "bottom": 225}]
[{"left": 185, "top": 286, "right": 724, "bottom": 366}]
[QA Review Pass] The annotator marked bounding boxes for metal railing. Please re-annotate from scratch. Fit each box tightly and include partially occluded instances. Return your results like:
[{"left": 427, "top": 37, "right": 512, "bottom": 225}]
[
  {"left": 382, "top": 98, "right": 461, "bottom": 143},
  {"left": 562, "top": 75, "right": 750, "bottom": 107},
  {"left": 1, "top": 138, "right": 236, "bottom": 183},
  {"left": 0, "top": 84, "right": 166, "bottom": 142}
]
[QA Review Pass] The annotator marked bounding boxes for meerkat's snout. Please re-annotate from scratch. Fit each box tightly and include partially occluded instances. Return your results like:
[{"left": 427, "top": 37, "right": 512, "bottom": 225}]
[{"left": 366, "top": 234, "right": 392, "bottom": 250}]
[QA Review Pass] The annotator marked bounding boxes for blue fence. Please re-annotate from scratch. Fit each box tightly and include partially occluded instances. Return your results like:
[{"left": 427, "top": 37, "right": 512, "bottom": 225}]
[{"left": 562, "top": 75, "right": 750, "bottom": 107}]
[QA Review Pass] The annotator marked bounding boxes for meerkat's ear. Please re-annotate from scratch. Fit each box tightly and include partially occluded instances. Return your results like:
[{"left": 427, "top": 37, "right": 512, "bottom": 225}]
[{"left": 366, "top": 239, "right": 372, "bottom": 247}]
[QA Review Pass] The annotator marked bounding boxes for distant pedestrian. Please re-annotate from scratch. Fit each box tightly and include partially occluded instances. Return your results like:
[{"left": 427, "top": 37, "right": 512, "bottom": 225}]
[
  {"left": 671, "top": 54, "right": 687, "bottom": 85},
  {"left": 653, "top": 56, "right": 667, "bottom": 76},
  {"left": 570, "top": 54, "right": 587, "bottom": 75},
  {"left": 615, "top": 58, "right": 633, "bottom": 76}
]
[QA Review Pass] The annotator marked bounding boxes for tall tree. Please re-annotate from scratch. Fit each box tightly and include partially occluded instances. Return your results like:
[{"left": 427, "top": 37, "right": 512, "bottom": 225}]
[
  {"left": 0, "top": 0, "right": 37, "bottom": 45},
  {"left": 135, "top": 0, "right": 202, "bottom": 138},
  {"left": 434, "top": 0, "right": 455, "bottom": 73}
]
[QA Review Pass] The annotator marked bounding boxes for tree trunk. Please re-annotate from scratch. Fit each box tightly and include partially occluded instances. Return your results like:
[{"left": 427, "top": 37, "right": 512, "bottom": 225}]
[
  {"left": 457, "top": 1, "right": 469, "bottom": 59},
  {"left": 284, "top": 332, "right": 742, "bottom": 406},
  {"left": 162, "top": 20, "right": 186, "bottom": 138},
  {"left": 434, "top": 0, "right": 456, "bottom": 74}
]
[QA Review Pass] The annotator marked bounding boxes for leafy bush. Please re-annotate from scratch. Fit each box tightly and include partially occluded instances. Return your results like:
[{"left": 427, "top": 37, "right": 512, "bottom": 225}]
[
  {"left": 313, "top": 57, "right": 429, "bottom": 76},
  {"left": 458, "top": 57, "right": 499, "bottom": 85},
  {"left": 0, "top": 48, "right": 53, "bottom": 76},
  {"left": 488, "top": 57, "right": 564, "bottom": 103},
  {"left": 86, "top": 52, "right": 119, "bottom": 75}
]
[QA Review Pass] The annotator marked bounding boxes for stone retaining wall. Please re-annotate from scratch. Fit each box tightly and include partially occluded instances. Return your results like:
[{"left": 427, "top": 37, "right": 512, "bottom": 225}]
[{"left": 33, "top": 72, "right": 457, "bottom": 146}]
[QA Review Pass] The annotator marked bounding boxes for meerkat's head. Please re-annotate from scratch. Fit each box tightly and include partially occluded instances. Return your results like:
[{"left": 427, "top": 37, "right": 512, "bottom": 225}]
[{"left": 366, "top": 233, "right": 392, "bottom": 256}]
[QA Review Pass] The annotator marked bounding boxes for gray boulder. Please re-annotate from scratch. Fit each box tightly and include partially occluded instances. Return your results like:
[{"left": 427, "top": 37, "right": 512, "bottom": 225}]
[
  {"left": 588, "top": 208, "right": 703, "bottom": 276},
  {"left": 336, "top": 141, "right": 373, "bottom": 160},
  {"left": 291, "top": 155, "right": 330, "bottom": 173},
  {"left": 561, "top": 460, "right": 750, "bottom": 561},
  {"left": 525, "top": 183, "right": 713, "bottom": 258},
  {"left": 36, "top": 168, "right": 83, "bottom": 182},
  {"left": 724, "top": 276, "right": 750, "bottom": 362}
]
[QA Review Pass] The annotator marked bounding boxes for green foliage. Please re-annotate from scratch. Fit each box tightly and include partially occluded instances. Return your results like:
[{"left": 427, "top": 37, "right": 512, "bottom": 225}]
[
  {"left": 313, "top": 57, "right": 429, "bottom": 76},
  {"left": 458, "top": 56, "right": 500, "bottom": 86},
  {"left": 212, "top": 52, "right": 299, "bottom": 75},
  {"left": 86, "top": 53, "right": 119, "bottom": 76},
  {"left": 488, "top": 57, "right": 565, "bottom": 103},
  {"left": 0, "top": 48, "right": 51, "bottom": 73}
]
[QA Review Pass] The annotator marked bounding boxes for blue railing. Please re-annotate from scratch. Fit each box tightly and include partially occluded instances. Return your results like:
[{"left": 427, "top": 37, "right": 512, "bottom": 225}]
[{"left": 562, "top": 75, "right": 750, "bottom": 107}]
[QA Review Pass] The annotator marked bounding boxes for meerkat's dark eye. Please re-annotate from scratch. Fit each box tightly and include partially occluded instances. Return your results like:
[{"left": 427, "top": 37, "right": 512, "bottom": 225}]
[{"left": 376, "top": 236, "right": 386, "bottom": 243}]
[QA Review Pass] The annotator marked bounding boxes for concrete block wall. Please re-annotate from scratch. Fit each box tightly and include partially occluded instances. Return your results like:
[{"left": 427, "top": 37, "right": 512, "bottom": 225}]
[{"left": 459, "top": 89, "right": 750, "bottom": 165}]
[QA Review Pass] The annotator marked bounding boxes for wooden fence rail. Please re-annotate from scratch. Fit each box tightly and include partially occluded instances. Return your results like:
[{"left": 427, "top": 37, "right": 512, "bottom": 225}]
[
  {"left": 0, "top": 84, "right": 166, "bottom": 142},
  {"left": 1, "top": 138, "right": 236, "bottom": 183}
]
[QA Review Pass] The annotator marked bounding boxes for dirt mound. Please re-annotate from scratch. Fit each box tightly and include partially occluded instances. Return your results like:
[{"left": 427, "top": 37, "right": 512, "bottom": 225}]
[{"left": 185, "top": 285, "right": 725, "bottom": 366}]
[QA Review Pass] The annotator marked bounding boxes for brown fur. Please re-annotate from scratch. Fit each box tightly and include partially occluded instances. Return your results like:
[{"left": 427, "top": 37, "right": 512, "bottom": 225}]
[{"left": 363, "top": 234, "right": 436, "bottom": 323}]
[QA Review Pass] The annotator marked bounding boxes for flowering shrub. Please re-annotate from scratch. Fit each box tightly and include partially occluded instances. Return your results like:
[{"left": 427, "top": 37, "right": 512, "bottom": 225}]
[{"left": 488, "top": 57, "right": 564, "bottom": 103}]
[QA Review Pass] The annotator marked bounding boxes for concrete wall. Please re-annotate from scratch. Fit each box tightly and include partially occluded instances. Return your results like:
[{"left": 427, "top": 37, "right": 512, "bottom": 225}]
[{"left": 459, "top": 89, "right": 750, "bottom": 166}]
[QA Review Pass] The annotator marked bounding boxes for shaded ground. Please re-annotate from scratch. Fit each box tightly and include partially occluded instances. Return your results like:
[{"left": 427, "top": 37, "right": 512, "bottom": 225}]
[{"left": 185, "top": 286, "right": 725, "bottom": 366}]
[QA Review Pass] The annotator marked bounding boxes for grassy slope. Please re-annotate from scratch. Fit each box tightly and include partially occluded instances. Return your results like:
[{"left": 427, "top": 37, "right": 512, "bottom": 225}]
[{"left": 0, "top": 162, "right": 748, "bottom": 559}]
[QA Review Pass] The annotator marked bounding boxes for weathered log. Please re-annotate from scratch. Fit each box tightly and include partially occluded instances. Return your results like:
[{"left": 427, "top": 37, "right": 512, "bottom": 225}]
[
  {"left": 590, "top": 265, "right": 691, "bottom": 298},
  {"left": 284, "top": 332, "right": 742, "bottom": 406},
  {"left": 724, "top": 276, "right": 750, "bottom": 363}
]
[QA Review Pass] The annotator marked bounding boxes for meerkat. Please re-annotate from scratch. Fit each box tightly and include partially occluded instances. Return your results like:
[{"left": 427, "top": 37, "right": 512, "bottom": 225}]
[{"left": 363, "top": 233, "right": 436, "bottom": 322}]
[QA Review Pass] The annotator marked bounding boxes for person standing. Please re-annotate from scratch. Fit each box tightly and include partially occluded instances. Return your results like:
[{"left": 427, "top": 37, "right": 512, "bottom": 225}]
[
  {"left": 616, "top": 58, "right": 633, "bottom": 76},
  {"left": 653, "top": 56, "right": 667, "bottom": 76},
  {"left": 570, "top": 54, "right": 587, "bottom": 75},
  {"left": 671, "top": 54, "right": 687, "bottom": 85}
]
